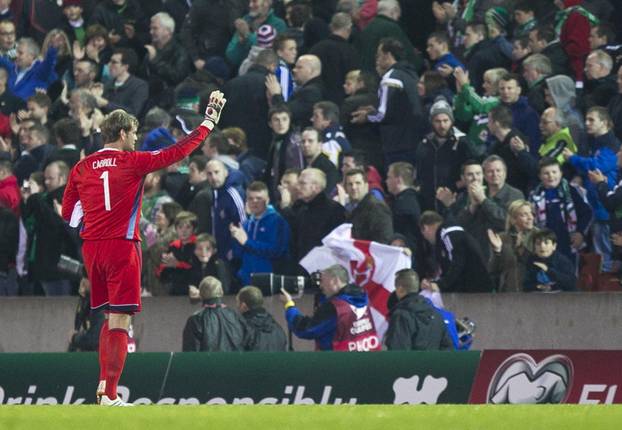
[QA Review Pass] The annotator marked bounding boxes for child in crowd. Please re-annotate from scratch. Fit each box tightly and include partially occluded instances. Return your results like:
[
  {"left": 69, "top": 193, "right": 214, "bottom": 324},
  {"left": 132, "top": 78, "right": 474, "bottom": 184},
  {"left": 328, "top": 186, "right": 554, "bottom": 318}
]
[
  {"left": 524, "top": 229, "right": 577, "bottom": 292},
  {"left": 157, "top": 211, "right": 198, "bottom": 296},
  {"left": 188, "top": 233, "right": 231, "bottom": 300}
]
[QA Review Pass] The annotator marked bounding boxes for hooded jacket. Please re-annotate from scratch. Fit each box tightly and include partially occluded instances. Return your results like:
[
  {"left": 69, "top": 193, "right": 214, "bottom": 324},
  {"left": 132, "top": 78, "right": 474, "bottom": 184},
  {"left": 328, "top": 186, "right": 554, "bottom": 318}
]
[
  {"left": 233, "top": 205, "right": 290, "bottom": 285},
  {"left": 243, "top": 307, "right": 288, "bottom": 352},
  {"left": 384, "top": 293, "right": 452, "bottom": 351}
]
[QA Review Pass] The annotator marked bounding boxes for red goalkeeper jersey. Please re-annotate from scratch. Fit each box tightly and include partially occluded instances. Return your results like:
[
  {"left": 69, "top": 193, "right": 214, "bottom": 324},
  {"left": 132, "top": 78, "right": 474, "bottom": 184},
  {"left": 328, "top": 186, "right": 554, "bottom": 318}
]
[{"left": 62, "top": 126, "right": 209, "bottom": 241}]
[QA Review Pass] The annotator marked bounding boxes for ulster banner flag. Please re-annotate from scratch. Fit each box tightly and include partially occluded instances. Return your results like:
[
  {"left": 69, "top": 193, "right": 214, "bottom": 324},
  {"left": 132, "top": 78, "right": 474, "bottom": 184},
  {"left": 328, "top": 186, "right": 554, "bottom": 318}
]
[{"left": 299, "top": 224, "right": 412, "bottom": 337}]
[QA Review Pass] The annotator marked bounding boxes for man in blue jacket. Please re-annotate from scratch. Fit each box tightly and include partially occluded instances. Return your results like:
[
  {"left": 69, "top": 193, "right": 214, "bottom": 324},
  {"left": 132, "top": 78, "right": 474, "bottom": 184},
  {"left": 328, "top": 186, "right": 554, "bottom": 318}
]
[
  {"left": 230, "top": 180, "right": 290, "bottom": 285},
  {"left": 564, "top": 106, "right": 620, "bottom": 272},
  {"left": 498, "top": 73, "right": 541, "bottom": 152},
  {"left": 0, "top": 38, "right": 57, "bottom": 100},
  {"left": 206, "top": 159, "right": 246, "bottom": 263}
]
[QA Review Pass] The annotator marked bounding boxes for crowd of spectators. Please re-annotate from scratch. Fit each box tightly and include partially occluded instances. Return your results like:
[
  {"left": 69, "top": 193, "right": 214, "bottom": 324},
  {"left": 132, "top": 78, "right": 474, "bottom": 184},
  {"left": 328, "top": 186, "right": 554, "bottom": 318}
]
[{"left": 1, "top": 0, "right": 622, "bottom": 300}]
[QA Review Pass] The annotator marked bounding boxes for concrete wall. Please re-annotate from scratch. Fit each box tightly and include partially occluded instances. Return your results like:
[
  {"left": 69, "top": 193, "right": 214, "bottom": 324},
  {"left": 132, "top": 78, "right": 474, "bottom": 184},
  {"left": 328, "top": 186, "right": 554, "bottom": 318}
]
[{"left": 1, "top": 292, "right": 621, "bottom": 352}]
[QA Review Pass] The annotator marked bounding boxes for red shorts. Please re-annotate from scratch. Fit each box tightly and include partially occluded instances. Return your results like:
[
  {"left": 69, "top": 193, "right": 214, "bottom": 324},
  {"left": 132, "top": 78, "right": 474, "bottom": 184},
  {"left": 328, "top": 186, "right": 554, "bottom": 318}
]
[{"left": 82, "top": 239, "right": 142, "bottom": 314}]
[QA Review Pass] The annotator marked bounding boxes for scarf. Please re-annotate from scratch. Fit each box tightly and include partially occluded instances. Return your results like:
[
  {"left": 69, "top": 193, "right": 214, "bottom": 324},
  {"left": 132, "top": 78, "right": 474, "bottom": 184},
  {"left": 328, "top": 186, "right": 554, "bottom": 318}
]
[
  {"left": 555, "top": 6, "right": 599, "bottom": 36},
  {"left": 531, "top": 179, "right": 577, "bottom": 233}
]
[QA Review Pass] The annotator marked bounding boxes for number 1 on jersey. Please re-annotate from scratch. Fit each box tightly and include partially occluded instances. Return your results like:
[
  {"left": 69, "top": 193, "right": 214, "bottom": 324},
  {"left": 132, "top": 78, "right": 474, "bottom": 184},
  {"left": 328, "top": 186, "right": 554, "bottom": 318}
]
[{"left": 100, "top": 171, "right": 111, "bottom": 211}]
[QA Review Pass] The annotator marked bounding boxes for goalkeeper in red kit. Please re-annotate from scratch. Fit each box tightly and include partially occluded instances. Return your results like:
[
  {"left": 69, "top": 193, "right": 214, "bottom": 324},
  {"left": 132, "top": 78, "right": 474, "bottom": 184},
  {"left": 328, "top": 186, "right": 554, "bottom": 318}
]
[{"left": 62, "top": 91, "right": 227, "bottom": 406}]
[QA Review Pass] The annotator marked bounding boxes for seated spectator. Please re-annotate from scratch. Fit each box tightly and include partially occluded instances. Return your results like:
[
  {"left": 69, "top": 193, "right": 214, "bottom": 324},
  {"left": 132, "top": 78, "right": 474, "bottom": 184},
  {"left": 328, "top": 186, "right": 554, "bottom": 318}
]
[
  {"left": 158, "top": 211, "right": 198, "bottom": 296},
  {"left": 264, "top": 106, "right": 304, "bottom": 200},
  {"left": 267, "top": 54, "right": 325, "bottom": 129},
  {"left": 583, "top": 49, "right": 617, "bottom": 110},
  {"left": 182, "top": 276, "right": 251, "bottom": 352},
  {"left": 529, "top": 158, "right": 593, "bottom": 263},
  {"left": 300, "top": 127, "right": 339, "bottom": 195},
  {"left": 384, "top": 269, "right": 451, "bottom": 351},
  {"left": 90, "top": 0, "right": 148, "bottom": 50},
  {"left": 311, "top": 100, "right": 351, "bottom": 167},
  {"left": 0, "top": 37, "right": 57, "bottom": 100},
  {"left": 344, "top": 168, "right": 393, "bottom": 244},
  {"left": 487, "top": 104, "right": 538, "bottom": 195},
  {"left": 0, "top": 66, "right": 24, "bottom": 138},
  {"left": 188, "top": 233, "right": 231, "bottom": 296},
  {"left": 523, "top": 229, "right": 577, "bottom": 292},
  {"left": 225, "top": 0, "right": 287, "bottom": 68},
  {"left": 488, "top": 200, "right": 538, "bottom": 293},
  {"left": 92, "top": 48, "right": 148, "bottom": 117},
  {"left": 419, "top": 210, "right": 494, "bottom": 293},
  {"left": 280, "top": 263, "right": 380, "bottom": 351},
  {"left": 222, "top": 127, "right": 267, "bottom": 184},
  {"left": 231, "top": 181, "right": 290, "bottom": 285},
  {"left": 14, "top": 122, "right": 55, "bottom": 184},
  {"left": 24, "top": 92, "right": 52, "bottom": 132},
  {"left": 237, "top": 285, "right": 287, "bottom": 351}
]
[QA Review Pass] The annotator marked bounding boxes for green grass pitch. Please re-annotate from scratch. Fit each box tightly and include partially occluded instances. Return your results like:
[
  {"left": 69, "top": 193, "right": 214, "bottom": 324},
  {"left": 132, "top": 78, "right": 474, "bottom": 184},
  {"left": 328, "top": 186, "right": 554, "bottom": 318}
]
[{"left": 1, "top": 405, "right": 621, "bottom": 430}]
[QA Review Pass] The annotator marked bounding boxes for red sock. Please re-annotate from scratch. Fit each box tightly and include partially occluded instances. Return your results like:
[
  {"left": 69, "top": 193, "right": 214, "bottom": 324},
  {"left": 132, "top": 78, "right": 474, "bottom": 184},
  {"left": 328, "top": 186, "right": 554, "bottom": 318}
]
[
  {"left": 98, "top": 320, "right": 109, "bottom": 382},
  {"left": 105, "top": 328, "right": 128, "bottom": 400}
]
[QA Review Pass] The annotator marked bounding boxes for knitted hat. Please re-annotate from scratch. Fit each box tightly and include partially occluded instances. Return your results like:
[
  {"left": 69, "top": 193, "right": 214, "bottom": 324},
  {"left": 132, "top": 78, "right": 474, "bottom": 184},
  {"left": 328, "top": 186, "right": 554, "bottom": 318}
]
[
  {"left": 485, "top": 7, "right": 510, "bottom": 32},
  {"left": 256, "top": 25, "right": 277, "bottom": 48},
  {"left": 429, "top": 96, "right": 454, "bottom": 122}
]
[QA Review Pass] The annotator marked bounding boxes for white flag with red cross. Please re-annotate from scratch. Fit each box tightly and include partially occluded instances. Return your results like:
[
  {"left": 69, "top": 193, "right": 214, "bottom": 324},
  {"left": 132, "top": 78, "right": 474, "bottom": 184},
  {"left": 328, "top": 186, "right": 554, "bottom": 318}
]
[{"left": 299, "top": 224, "right": 412, "bottom": 337}]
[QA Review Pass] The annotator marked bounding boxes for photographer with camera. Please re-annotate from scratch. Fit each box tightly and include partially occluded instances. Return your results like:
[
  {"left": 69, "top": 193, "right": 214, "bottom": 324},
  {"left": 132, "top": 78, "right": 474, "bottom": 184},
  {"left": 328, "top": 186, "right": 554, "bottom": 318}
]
[{"left": 279, "top": 264, "right": 381, "bottom": 352}]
